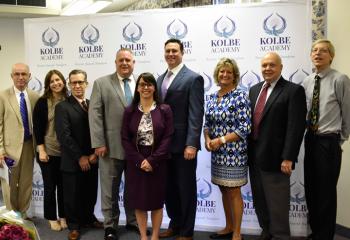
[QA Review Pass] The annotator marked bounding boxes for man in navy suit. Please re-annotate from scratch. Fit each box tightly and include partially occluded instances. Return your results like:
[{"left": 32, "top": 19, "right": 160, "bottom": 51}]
[
  {"left": 248, "top": 52, "right": 306, "bottom": 240},
  {"left": 55, "top": 69, "right": 101, "bottom": 240},
  {"left": 157, "top": 39, "right": 204, "bottom": 240}
]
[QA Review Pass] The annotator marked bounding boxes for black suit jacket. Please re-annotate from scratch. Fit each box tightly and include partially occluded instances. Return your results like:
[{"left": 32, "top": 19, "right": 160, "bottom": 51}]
[
  {"left": 157, "top": 65, "right": 204, "bottom": 154},
  {"left": 55, "top": 96, "right": 94, "bottom": 172},
  {"left": 248, "top": 77, "right": 306, "bottom": 172}
]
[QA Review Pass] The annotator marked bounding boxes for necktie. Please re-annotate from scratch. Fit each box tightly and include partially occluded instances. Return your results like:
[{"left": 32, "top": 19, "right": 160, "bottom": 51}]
[
  {"left": 308, "top": 75, "right": 321, "bottom": 132},
  {"left": 81, "top": 100, "right": 88, "bottom": 112},
  {"left": 161, "top": 70, "right": 173, "bottom": 100},
  {"left": 20, "top": 92, "right": 31, "bottom": 141},
  {"left": 253, "top": 83, "right": 270, "bottom": 140},
  {"left": 123, "top": 78, "right": 133, "bottom": 105}
]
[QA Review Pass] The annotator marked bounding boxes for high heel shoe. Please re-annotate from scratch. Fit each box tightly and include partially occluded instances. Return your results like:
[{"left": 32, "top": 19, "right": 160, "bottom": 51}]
[
  {"left": 60, "top": 218, "right": 68, "bottom": 229},
  {"left": 49, "top": 220, "right": 62, "bottom": 231}
]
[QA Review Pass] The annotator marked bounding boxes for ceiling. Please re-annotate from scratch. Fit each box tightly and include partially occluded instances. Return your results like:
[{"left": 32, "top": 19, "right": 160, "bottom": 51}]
[{"left": 0, "top": 0, "right": 140, "bottom": 18}]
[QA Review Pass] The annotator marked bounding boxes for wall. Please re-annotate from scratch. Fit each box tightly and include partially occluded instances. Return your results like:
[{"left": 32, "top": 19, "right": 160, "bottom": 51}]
[
  {"left": 0, "top": 18, "right": 25, "bottom": 89},
  {"left": 328, "top": 0, "right": 350, "bottom": 228}
]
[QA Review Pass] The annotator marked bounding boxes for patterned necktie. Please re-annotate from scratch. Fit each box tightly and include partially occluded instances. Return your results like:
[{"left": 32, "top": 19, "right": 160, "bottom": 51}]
[
  {"left": 123, "top": 78, "right": 133, "bottom": 105},
  {"left": 253, "top": 83, "right": 270, "bottom": 140},
  {"left": 81, "top": 100, "right": 88, "bottom": 112},
  {"left": 309, "top": 75, "right": 321, "bottom": 132},
  {"left": 161, "top": 70, "right": 173, "bottom": 100},
  {"left": 20, "top": 92, "right": 31, "bottom": 140}
]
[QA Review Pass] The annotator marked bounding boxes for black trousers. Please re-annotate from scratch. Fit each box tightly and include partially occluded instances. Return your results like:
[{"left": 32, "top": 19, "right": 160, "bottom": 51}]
[
  {"left": 165, "top": 153, "right": 197, "bottom": 237},
  {"left": 304, "top": 132, "right": 342, "bottom": 240},
  {"left": 62, "top": 166, "right": 98, "bottom": 230},
  {"left": 38, "top": 155, "right": 65, "bottom": 220}
]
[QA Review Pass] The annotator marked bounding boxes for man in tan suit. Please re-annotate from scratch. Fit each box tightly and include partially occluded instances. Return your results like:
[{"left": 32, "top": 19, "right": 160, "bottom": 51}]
[{"left": 0, "top": 63, "right": 39, "bottom": 217}]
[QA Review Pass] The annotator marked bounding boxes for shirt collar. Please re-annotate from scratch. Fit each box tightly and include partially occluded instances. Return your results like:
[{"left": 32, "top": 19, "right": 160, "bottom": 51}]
[
  {"left": 168, "top": 63, "right": 184, "bottom": 76},
  {"left": 315, "top": 67, "right": 331, "bottom": 79}
]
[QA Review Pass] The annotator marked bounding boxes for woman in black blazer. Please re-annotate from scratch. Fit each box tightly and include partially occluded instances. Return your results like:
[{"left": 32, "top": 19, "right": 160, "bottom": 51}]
[{"left": 33, "top": 70, "right": 68, "bottom": 231}]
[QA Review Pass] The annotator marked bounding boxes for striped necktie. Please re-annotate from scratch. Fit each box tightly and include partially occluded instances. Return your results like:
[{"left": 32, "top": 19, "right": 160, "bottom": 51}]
[
  {"left": 253, "top": 83, "right": 270, "bottom": 140},
  {"left": 20, "top": 92, "right": 31, "bottom": 140}
]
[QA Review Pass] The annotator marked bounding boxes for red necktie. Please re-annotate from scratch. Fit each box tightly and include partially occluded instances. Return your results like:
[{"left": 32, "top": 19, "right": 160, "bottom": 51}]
[
  {"left": 81, "top": 100, "right": 88, "bottom": 112},
  {"left": 253, "top": 83, "right": 270, "bottom": 139}
]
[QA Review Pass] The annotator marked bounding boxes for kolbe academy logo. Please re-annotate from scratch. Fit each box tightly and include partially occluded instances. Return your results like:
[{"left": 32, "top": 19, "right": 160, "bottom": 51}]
[
  {"left": 211, "top": 16, "right": 240, "bottom": 54},
  {"left": 121, "top": 22, "right": 146, "bottom": 56},
  {"left": 260, "top": 13, "right": 291, "bottom": 52},
  {"left": 40, "top": 27, "right": 63, "bottom": 60},
  {"left": 197, "top": 178, "right": 216, "bottom": 214},
  {"left": 289, "top": 69, "right": 309, "bottom": 85},
  {"left": 242, "top": 190, "right": 255, "bottom": 216},
  {"left": 290, "top": 181, "right": 307, "bottom": 219},
  {"left": 202, "top": 72, "right": 213, "bottom": 92},
  {"left": 28, "top": 77, "right": 43, "bottom": 93},
  {"left": 79, "top": 24, "right": 103, "bottom": 59},
  {"left": 32, "top": 170, "right": 44, "bottom": 202},
  {"left": 166, "top": 19, "right": 192, "bottom": 54},
  {"left": 239, "top": 70, "right": 261, "bottom": 91}
]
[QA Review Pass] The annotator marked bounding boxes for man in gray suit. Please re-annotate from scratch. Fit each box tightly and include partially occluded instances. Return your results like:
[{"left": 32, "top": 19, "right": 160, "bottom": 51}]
[
  {"left": 89, "top": 48, "right": 137, "bottom": 240},
  {"left": 0, "top": 63, "right": 39, "bottom": 217},
  {"left": 157, "top": 39, "right": 204, "bottom": 240}
]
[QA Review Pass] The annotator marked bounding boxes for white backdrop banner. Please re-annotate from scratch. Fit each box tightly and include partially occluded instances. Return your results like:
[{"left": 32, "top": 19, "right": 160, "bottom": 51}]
[{"left": 25, "top": 2, "right": 312, "bottom": 236}]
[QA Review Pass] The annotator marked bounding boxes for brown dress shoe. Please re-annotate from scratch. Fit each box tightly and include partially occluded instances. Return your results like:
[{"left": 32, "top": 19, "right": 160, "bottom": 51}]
[
  {"left": 68, "top": 230, "right": 80, "bottom": 240},
  {"left": 159, "top": 228, "right": 179, "bottom": 238}
]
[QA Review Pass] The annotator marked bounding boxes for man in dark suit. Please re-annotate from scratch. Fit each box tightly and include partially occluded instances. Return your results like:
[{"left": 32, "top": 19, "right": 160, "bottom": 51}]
[
  {"left": 55, "top": 69, "right": 102, "bottom": 240},
  {"left": 157, "top": 38, "right": 204, "bottom": 240},
  {"left": 248, "top": 52, "right": 306, "bottom": 240}
]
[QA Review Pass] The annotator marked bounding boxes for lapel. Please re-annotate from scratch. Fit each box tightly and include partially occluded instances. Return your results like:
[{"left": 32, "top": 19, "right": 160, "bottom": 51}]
[
  {"left": 69, "top": 95, "right": 86, "bottom": 116},
  {"left": 110, "top": 73, "right": 127, "bottom": 107},
  {"left": 27, "top": 89, "right": 37, "bottom": 112},
  {"left": 167, "top": 65, "right": 187, "bottom": 92},
  {"left": 261, "top": 77, "right": 285, "bottom": 120},
  {"left": 7, "top": 88, "right": 22, "bottom": 123}
]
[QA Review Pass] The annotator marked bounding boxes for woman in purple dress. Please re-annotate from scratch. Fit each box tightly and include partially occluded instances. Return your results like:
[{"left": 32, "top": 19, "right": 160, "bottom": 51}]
[{"left": 121, "top": 72, "right": 174, "bottom": 240}]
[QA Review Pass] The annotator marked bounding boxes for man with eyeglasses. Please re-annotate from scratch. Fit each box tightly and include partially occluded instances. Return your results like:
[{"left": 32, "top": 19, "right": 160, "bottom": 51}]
[
  {"left": 0, "top": 63, "right": 39, "bottom": 218},
  {"left": 55, "top": 69, "right": 102, "bottom": 240},
  {"left": 89, "top": 48, "right": 139, "bottom": 240},
  {"left": 303, "top": 39, "right": 350, "bottom": 240}
]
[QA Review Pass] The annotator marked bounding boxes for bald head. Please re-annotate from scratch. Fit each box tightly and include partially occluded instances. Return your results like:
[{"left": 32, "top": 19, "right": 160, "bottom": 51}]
[
  {"left": 261, "top": 52, "right": 283, "bottom": 83},
  {"left": 11, "top": 63, "right": 31, "bottom": 91}
]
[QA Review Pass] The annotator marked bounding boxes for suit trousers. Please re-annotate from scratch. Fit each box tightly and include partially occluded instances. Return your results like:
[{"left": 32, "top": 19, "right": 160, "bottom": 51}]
[
  {"left": 62, "top": 167, "right": 98, "bottom": 230},
  {"left": 99, "top": 157, "right": 136, "bottom": 229},
  {"left": 38, "top": 155, "right": 65, "bottom": 220},
  {"left": 165, "top": 153, "right": 197, "bottom": 237},
  {"left": 249, "top": 163, "right": 291, "bottom": 240},
  {"left": 1, "top": 139, "right": 35, "bottom": 213},
  {"left": 304, "top": 132, "right": 342, "bottom": 240}
]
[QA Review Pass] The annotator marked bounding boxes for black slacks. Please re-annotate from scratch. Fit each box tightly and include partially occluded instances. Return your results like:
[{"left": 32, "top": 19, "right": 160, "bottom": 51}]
[
  {"left": 304, "top": 132, "right": 342, "bottom": 240},
  {"left": 62, "top": 166, "right": 98, "bottom": 230},
  {"left": 165, "top": 153, "right": 197, "bottom": 237}
]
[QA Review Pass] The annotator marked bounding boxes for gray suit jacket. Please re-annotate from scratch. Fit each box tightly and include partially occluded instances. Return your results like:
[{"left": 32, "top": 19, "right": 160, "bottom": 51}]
[
  {"left": 157, "top": 65, "right": 204, "bottom": 153},
  {"left": 89, "top": 72, "right": 132, "bottom": 160}
]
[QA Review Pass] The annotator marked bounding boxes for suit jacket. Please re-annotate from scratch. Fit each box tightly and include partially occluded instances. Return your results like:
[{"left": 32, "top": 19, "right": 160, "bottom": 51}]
[
  {"left": 248, "top": 77, "right": 306, "bottom": 172},
  {"left": 157, "top": 65, "right": 204, "bottom": 153},
  {"left": 55, "top": 96, "right": 94, "bottom": 172},
  {"left": 121, "top": 104, "right": 174, "bottom": 170},
  {"left": 0, "top": 87, "right": 39, "bottom": 163},
  {"left": 89, "top": 72, "right": 132, "bottom": 160}
]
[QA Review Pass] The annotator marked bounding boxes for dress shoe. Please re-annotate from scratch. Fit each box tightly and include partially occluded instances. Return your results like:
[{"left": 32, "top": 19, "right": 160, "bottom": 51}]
[
  {"left": 68, "top": 230, "right": 80, "bottom": 240},
  {"left": 85, "top": 220, "right": 104, "bottom": 229},
  {"left": 159, "top": 228, "right": 179, "bottom": 238},
  {"left": 60, "top": 218, "right": 68, "bottom": 229},
  {"left": 209, "top": 231, "right": 233, "bottom": 239},
  {"left": 49, "top": 220, "right": 62, "bottom": 231},
  {"left": 125, "top": 224, "right": 151, "bottom": 236},
  {"left": 104, "top": 227, "right": 118, "bottom": 240}
]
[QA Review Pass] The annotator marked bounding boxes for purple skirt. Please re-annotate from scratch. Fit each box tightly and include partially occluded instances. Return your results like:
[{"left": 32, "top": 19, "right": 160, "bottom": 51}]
[{"left": 125, "top": 145, "right": 167, "bottom": 211}]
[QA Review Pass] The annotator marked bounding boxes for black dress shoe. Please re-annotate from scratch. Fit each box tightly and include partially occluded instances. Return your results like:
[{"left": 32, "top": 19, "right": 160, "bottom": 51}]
[
  {"left": 125, "top": 224, "right": 151, "bottom": 236},
  {"left": 209, "top": 232, "right": 233, "bottom": 239},
  {"left": 104, "top": 227, "right": 118, "bottom": 240}
]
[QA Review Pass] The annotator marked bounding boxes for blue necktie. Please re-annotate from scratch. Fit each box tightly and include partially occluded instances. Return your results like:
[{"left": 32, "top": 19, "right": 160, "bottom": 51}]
[
  {"left": 20, "top": 92, "right": 30, "bottom": 140},
  {"left": 123, "top": 78, "right": 133, "bottom": 105}
]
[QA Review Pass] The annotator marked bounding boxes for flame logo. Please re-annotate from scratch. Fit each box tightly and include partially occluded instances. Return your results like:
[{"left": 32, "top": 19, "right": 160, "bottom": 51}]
[
  {"left": 123, "top": 22, "right": 143, "bottom": 43},
  {"left": 263, "top": 13, "right": 287, "bottom": 36},
  {"left": 196, "top": 178, "right": 212, "bottom": 200},
  {"left": 214, "top": 16, "right": 236, "bottom": 38},
  {"left": 167, "top": 19, "right": 188, "bottom": 39},
  {"left": 242, "top": 191, "right": 253, "bottom": 202},
  {"left": 28, "top": 77, "right": 43, "bottom": 93},
  {"left": 202, "top": 72, "right": 213, "bottom": 92},
  {"left": 239, "top": 70, "right": 261, "bottom": 91},
  {"left": 42, "top": 27, "right": 60, "bottom": 48},
  {"left": 289, "top": 69, "right": 309, "bottom": 85},
  {"left": 290, "top": 181, "right": 306, "bottom": 204},
  {"left": 81, "top": 24, "right": 100, "bottom": 45}
]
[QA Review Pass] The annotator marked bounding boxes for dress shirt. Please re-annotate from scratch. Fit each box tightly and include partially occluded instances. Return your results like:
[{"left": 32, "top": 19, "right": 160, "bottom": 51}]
[
  {"left": 117, "top": 73, "right": 136, "bottom": 97},
  {"left": 163, "top": 63, "right": 184, "bottom": 89},
  {"left": 14, "top": 87, "right": 33, "bottom": 134},
  {"left": 303, "top": 67, "right": 350, "bottom": 143},
  {"left": 254, "top": 76, "right": 280, "bottom": 109}
]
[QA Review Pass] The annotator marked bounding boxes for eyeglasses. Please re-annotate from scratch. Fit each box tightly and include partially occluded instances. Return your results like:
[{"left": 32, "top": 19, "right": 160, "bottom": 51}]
[
  {"left": 69, "top": 81, "right": 86, "bottom": 86},
  {"left": 312, "top": 48, "right": 329, "bottom": 54},
  {"left": 138, "top": 82, "right": 154, "bottom": 88}
]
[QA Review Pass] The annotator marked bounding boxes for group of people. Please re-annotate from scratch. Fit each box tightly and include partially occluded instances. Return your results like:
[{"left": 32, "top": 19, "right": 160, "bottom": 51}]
[{"left": 0, "top": 38, "right": 348, "bottom": 240}]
